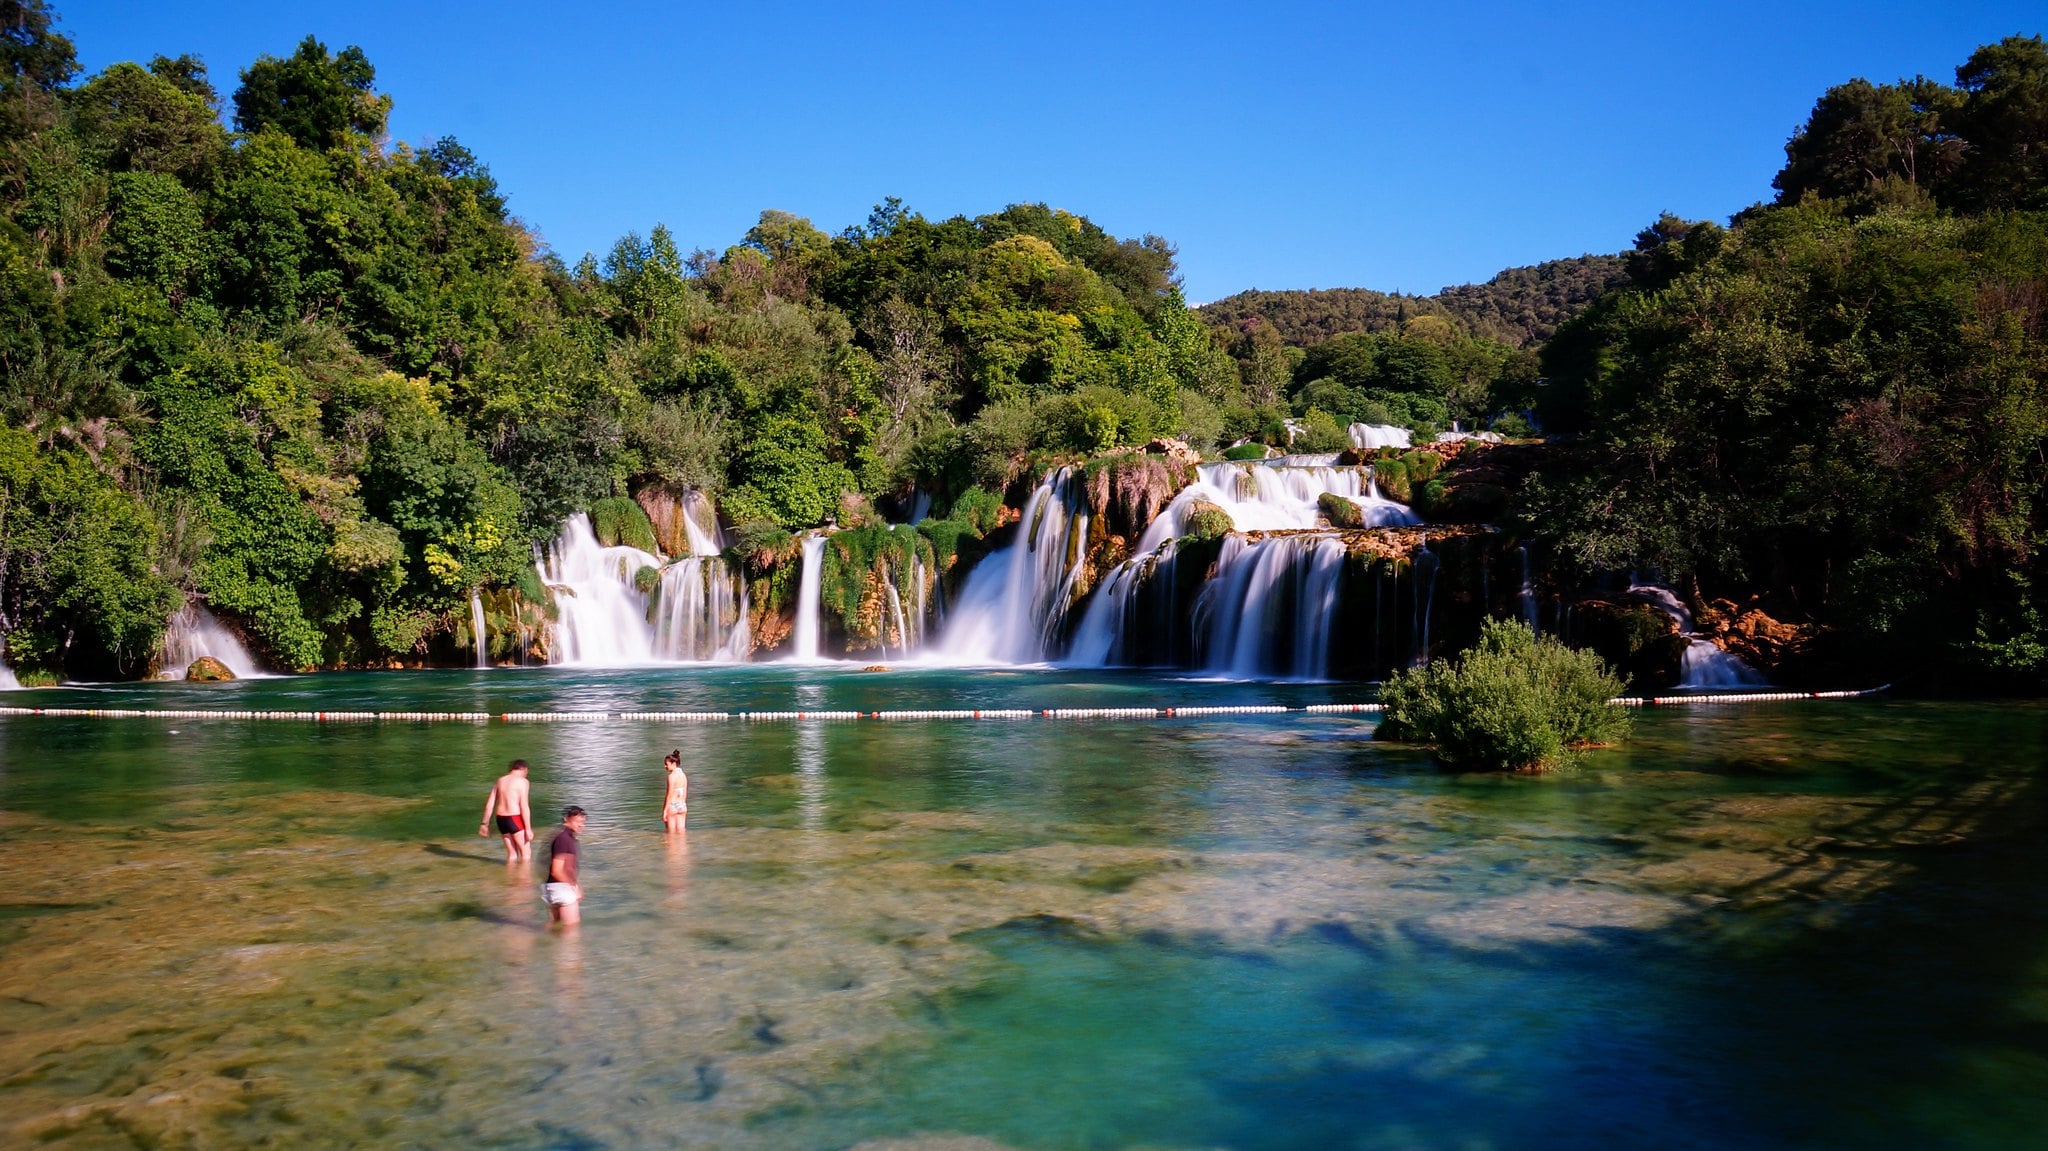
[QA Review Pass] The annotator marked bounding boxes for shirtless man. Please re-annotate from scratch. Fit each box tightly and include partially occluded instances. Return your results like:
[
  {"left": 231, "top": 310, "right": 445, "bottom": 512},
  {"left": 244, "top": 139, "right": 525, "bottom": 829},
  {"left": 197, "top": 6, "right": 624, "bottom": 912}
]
[
  {"left": 544, "top": 806, "right": 587, "bottom": 926},
  {"left": 478, "top": 759, "right": 534, "bottom": 862}
]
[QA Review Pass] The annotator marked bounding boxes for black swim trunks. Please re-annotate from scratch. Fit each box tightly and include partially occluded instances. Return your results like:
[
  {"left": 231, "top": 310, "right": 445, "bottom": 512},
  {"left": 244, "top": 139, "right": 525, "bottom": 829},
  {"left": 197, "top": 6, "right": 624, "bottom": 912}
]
[{"left": 495, "top": 813, "right": 527, "bottom": 835}]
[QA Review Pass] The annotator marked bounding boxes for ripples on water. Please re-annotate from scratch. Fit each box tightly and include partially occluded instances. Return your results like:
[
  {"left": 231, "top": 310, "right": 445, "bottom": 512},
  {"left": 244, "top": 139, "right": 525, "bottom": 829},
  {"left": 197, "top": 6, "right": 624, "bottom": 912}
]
[{"left": 0, "top": 669, "right": 2044, "bottom": 1150}]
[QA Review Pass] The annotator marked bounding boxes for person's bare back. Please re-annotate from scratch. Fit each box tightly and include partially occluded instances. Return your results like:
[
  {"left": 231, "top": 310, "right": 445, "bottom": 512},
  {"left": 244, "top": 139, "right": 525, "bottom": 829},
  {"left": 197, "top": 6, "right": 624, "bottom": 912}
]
[{"left": 478, "top": 759, "right": 534, "bottom": 861}]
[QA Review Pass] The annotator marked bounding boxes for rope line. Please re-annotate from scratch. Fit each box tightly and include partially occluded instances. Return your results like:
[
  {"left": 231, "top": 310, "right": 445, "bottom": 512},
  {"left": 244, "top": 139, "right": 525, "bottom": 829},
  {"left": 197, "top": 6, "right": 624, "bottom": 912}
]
[{"left": 0, "top": 687, "right": 1888, "bottom": 724}]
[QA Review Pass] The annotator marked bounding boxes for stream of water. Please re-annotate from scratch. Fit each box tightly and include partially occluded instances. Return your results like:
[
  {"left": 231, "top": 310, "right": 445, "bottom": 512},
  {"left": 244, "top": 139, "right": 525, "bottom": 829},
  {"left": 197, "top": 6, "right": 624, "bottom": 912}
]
[{"left": 1, "top": 668, "right": 2043, "bottom": 1150}]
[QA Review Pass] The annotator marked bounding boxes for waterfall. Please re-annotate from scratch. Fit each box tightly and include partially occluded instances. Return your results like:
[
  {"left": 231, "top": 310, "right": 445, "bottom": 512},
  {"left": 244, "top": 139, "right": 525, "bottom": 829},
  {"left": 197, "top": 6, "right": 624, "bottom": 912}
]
[
  {"left": 1349, "top": 422, "right": 1413, "bottom": 451},
  {"left": 792, "top": 533, "right": 828, "bottom": 661},
  {"left": 882, "top": 563, "right": 910, "bottom": 659},
  {"left": 161, "top": 604, "right": 268, "bottom": 679},
  {"left": 936, "top": 467, "right": 1090, "bottom": 664},
  {"left": 1519, "top": 546, "right": 1539, "bottom": 633},
  {"left": 469, "top": 591, "right": 489, "bottom": 668},
  {"left": 1067, "top": 457, "right": 1419, "bottom": 668},
  {"left": 1627, "top": 582, "right": 1770, "bottom": 689},
  {"left": 1414, "top": 536, "right": 1439, "bottom": 666},
  {"left": 538, "top": 513, "right": 750, "bottom": 665},
  {"left": 0, "top": 636, "right": 18, "bottom": 689},
  {"left": 1191, "top": 534, "right": 1350, "bottom": 679}
]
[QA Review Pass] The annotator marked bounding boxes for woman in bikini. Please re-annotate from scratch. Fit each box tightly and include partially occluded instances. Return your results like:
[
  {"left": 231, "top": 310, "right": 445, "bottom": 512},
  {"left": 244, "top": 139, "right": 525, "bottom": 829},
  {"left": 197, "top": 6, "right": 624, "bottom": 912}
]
[{"left": 660, "top": 750, "right": 688, "bottom": 833}]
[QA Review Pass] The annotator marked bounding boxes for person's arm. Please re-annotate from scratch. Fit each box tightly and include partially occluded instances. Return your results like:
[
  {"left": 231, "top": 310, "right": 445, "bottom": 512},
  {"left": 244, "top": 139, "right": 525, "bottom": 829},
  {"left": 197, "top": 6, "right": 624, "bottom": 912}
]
[
  {"left": 662, "top": 774, "right": 676, "bottom": 812},
  {"left": 518, "top": 783, "right": 532, "bottom": 828},
  {"left": 479, "top": 784, "right": 496, "bottom": 836}
]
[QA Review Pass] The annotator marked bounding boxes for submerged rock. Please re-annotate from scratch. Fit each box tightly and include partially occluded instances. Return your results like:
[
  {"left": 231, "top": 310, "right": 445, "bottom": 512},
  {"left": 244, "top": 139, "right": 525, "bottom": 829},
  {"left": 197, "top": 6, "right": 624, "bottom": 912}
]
[{"left": 185, "top": 657, "right": 235, "bottom": 682}]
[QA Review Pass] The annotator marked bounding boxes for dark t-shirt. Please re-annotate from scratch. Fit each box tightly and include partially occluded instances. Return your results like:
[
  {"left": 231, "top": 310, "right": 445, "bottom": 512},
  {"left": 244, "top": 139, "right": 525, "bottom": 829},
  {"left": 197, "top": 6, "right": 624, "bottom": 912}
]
[{"left": 548, "top": 827, "right": 580, "bottom": 884}]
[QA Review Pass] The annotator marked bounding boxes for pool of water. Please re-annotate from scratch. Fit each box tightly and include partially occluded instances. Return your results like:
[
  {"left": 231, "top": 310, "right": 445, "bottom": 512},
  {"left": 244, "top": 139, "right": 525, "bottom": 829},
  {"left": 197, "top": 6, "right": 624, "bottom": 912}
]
[{"left": 1, "top": 667, "right": 2044, "bottom": 1149}]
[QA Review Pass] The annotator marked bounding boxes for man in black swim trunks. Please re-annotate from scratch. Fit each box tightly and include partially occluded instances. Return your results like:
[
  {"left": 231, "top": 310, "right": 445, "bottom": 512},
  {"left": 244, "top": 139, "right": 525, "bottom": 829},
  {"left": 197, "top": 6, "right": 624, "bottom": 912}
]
[
  {"left": 543, "top": 806, "right": 587, "bottom": 926},
  {"left": 478, "top": 759, "right": 533, "bottom": 862}
]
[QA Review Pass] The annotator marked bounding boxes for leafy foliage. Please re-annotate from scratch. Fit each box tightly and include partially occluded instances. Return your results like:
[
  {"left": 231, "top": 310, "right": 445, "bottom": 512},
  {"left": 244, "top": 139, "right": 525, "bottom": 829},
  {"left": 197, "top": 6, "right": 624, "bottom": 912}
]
[{"left": 1378, "top": 619, "right": 1630, "bottom": 771}]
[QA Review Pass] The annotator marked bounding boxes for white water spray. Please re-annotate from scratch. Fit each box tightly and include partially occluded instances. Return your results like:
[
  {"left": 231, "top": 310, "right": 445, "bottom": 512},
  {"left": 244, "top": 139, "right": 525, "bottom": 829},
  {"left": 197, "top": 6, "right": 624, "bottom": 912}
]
[
  {"left": 1627, "top": 582, "right": 1770, "bottom": 689},
  {"left": 792, "top": 533, "right": 828, "bottom": 661},
  {"left": 469, "top": 591, "right": 489, "bottom": 668},
  {"left": 161, "top": 604, "right": 268, "bottom": 679},
  {"left": 936, "top": 468, "right": 1091, "bottom": 664}
]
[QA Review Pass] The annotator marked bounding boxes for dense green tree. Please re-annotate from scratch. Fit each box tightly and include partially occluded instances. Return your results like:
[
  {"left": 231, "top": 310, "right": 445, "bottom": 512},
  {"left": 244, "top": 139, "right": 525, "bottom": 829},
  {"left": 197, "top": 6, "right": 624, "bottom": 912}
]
[{"left": 232, "top": 35, "right": 389, "bottom": 150}]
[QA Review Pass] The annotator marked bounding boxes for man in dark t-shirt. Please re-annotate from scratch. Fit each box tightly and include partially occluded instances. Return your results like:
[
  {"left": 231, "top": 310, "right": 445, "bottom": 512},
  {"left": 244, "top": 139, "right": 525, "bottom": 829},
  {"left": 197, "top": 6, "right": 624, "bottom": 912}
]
[{"left": 543, "top": 806, "right": 587, "bottom": 926}]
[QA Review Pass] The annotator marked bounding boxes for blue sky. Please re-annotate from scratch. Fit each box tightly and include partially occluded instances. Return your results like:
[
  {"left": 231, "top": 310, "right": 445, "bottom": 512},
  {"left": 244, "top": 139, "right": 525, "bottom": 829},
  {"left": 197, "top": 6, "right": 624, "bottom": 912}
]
[{"left": 57, "top": 1, "right": 2043, "bottom": 301}]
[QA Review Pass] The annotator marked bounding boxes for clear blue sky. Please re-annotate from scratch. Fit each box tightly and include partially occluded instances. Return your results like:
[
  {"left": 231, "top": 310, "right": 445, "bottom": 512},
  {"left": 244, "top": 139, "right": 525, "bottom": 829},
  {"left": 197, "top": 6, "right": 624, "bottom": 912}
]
[{"left": 56, "top": 1, "right": 2043, "bottom": 302}]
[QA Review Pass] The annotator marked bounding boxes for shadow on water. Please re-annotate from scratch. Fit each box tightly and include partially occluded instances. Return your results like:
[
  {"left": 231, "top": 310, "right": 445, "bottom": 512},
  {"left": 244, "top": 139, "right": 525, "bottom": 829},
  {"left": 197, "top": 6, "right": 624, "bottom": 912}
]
[{"left": 1211, "top": 760, "right": 2048, "bottom": 1151}]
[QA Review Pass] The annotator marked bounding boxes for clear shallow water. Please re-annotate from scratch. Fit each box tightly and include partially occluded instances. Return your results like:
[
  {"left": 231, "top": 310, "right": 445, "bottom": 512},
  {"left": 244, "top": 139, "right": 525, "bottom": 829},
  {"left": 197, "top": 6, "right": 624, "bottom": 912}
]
[{"left": 0, "top": 667, "right": 2044, "bottom": 1150}]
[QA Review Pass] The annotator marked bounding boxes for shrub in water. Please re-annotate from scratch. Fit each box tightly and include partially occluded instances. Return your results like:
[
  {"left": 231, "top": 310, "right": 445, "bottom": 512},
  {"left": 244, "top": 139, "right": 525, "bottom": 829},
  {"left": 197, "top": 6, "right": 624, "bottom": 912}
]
[
  {"left": 590, "top": 497, "right": 659, "bottom": 554},
  {"left": 1378, "top": 618, "right": 1629, "bottom": 772}
]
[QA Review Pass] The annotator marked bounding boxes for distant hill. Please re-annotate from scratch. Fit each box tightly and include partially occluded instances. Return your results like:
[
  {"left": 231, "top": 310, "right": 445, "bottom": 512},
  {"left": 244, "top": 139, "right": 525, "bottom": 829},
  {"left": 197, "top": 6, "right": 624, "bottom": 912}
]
[{"left": 1200, "top": 255, "right": 1627, "bottom": 349}]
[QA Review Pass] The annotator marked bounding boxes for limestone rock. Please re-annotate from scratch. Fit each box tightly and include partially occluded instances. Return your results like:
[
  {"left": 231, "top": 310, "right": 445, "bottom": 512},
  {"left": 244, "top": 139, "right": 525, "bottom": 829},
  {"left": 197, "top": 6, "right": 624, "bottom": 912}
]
[{"left": 185, "top": 657, "right": 235, "bottom": 682}]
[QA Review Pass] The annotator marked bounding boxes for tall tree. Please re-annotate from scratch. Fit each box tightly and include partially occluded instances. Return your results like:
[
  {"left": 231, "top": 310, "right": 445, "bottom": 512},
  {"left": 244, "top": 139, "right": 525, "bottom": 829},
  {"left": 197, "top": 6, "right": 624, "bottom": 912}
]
[{"left": 232, "top": 35, "right": 389, "bottom": 150}]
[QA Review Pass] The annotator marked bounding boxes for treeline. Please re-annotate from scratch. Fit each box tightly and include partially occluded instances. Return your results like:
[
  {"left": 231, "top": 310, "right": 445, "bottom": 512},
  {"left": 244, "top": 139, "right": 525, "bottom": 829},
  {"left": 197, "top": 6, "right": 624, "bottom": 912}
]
[
  {"left": 1200, "top": 254, "right": 1626, "bottom": 350},
  {"left": 1529, "top": 34, "right": 2048, "bottom": 690}
]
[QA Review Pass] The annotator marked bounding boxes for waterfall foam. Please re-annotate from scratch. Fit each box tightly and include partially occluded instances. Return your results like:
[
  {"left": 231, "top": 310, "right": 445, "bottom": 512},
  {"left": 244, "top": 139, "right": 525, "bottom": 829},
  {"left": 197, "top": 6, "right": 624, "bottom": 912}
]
[
  {"left": 0, "top": 637, "right": 18, "bottom": 689},
  {"left": 469, "top": 591, "right": 489, "bottom": 668},
  {"left": 161, "top": 604, "right": 268, "bottom": 679},
  {"left": 1627, "top": 582, "right": 1770, "bottom": 689},
  {"left": 1067, "top": 458, "right": 1418, "bottom": 669},
  {"left": 538, "top": 513, "right": 750, "bottom": 665},
  {"left": 1349, "top": 422, "right": 1413, "bottom": 450},
  {"left": 792, "top": 534, "right": 828, "bottom": 661},
  {"left": 1192, "top": 534, "right": 1350, "bottom": 679},
  {"left": 934, "top": 468, "right": 1091, "bottom": 664}
]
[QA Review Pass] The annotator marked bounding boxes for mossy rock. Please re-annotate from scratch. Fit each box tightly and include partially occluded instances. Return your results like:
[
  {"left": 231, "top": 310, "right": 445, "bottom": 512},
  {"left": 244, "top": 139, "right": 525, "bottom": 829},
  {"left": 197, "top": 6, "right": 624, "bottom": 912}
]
[
  {"left": 590, "top": 497, "right": 659, "bottom": 554},
  {"left": 1221, "top": 442, "right": 1271, "bottom": 462},
  {"left": 1373, "top": 458, "right": 1412, "bottom": 503},
  {"left": 1181, "top": 501, "right": 1235, "bottom": 543},
  {"left": 633, "top": 565, "right": 662, "bottom": 594},
  {"left": 1318, "top": 491, "right": 1364, "bottom": 529},
  {"left": 186, "top": 657, "right": 235, "bottom": 682}
]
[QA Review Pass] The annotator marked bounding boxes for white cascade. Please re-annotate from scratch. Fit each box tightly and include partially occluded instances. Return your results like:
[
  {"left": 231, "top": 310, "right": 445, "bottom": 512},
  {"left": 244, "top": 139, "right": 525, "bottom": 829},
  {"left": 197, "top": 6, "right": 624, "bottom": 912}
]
[
  {"left": 469, "top": 591, "right": 489, "bottom": 668},
  {"left": 792, "top": 533, "right": 827, "bottom": 661},
  {"left": 936, "top": 467, "right": 1091, "bottom": 664},
  {"left": 1190, "top": 534, "right": 1351, "bottom": 679},
  {"left": 1416, "top": 536, "right": 1439, "bottom": 665},
  {"left": 161, "top": 604, "right": 268, "bottom": 679},
  {"left": 1519, "top": 546, "right": 1539, "bottom": 633},
  {"left": 1627, "top": 582, "right": 1770, "bottom": 689},
  {"left": 1068, "top": 458, "right": 1418, "bottom": 667},
  {"left": 0, "top": 636, "right": 19, "bottom": 689},
  {"left": 538, "top": 513, "right": 750, "bottom": 665},
  {"left": 881, "top": 563, "right": 910, "bottom": 659},
  {"left": 1349, "top": 422, "right": 1413, "bottom": 451}
]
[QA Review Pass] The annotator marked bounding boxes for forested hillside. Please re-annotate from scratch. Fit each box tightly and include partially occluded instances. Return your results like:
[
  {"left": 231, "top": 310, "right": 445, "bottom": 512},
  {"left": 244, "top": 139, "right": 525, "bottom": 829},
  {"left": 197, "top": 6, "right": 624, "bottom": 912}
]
[
  {"left": 1529, "top": 34, "right": 2048, "bottom": 689},
  {"left": 1199, "top": 254, "right": 1626, "bottom": 350}
]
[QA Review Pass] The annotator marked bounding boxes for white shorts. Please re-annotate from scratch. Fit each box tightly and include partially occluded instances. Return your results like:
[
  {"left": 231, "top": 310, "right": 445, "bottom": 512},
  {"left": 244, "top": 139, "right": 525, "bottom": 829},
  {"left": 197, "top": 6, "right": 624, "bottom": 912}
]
[{"left": 542, "top": 882, "right": 580, "bottom": 906}]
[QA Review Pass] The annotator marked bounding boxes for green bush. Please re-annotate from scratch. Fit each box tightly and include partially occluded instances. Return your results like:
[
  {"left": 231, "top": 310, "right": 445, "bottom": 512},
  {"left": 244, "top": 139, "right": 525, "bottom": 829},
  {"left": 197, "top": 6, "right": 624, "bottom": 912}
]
[
  {"left": 948, "top": 487, "right": 1005, "bottom": 536},
  {"left": 1402, "top": 449, "right": 1442, "bottom": 482},
  {"left": 1181, "top": 501, "right": 1235, "bottom": 542},
  {"left": 1318, "top": 491, "right": 1363, "bottom": 529},
  {"left": 1378, "top": 618, "right": 1630, "bottom": 772},
  {"left": 633, "top": 564, "right": 661, "bottom": 594},
  {"left": 1221, "top": 442, "right": 1270, "bottom": 462},
  {"left": 590, "top": 497, "right": 659, "bottom": 553}
]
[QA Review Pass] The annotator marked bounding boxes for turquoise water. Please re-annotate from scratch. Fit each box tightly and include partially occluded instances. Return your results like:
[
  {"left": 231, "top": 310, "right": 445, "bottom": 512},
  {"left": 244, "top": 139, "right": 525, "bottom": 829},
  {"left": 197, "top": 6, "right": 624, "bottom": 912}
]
[{"left": 1, "top": 667, "right": 2044, "bottom": 1149}]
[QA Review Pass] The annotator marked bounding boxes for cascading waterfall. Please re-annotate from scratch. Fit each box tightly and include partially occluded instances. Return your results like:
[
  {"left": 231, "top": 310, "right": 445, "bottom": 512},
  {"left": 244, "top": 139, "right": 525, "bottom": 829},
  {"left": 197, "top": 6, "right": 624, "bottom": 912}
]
[
  {"left": 881, "top": 563, "right": 911, "bottom": 660},
  {"left": 539, "top": 513, "right": 750, "bottom": 665},
  {"left": 792, "top": 533, "right": 827, "bottom": 661},
  {"left": 1191, "top": 534, "right": 1350, "bottom": 678},
  {"left": 0, "top": 637, "right": 19, "bottom": 689},
  {"left": 936, "top": 468, "right": 1091, "bottom": 664},
  {"left": 161, "top": 604, "right": 267, "bottom": 679},
  {"left": 469, "top": 591, "right": 489, "bottom": 668},
  {"left": 1627, "top": 582, "right": 1770, "bottom": 689},
  {"left": 1349, "top": 422, "right": 1413, "bottom": 451},
  {"left": 1414, "top": 536, "right": 1439, "bottom": 666},
  {"left": 1073, "top": 456, "right": 1409, "bottom": 667}
]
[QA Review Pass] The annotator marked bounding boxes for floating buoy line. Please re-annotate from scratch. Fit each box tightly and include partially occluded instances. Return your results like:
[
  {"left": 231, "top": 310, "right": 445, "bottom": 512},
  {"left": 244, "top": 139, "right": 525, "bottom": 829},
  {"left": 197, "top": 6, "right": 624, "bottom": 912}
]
[{"left": 0, "top": 687, "right": 1888, "bottom": 725}]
